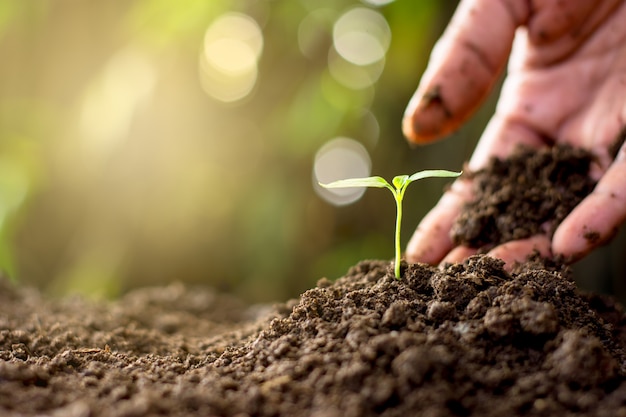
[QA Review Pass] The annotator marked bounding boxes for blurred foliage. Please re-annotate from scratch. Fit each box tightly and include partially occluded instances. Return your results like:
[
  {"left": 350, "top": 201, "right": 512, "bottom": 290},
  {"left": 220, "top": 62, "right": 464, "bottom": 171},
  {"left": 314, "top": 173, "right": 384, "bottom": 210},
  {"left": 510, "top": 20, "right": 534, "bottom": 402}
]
[{"left": 1, "top": 0, "right": 621, "bottom": 303}]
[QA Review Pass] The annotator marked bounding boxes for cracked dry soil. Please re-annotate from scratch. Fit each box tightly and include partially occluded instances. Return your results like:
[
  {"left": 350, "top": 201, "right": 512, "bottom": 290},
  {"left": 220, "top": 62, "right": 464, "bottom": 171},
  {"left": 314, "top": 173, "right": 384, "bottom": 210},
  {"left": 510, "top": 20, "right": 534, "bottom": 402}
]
[{"left": 2, "top": 144, "right": 626, "bottom": 417}]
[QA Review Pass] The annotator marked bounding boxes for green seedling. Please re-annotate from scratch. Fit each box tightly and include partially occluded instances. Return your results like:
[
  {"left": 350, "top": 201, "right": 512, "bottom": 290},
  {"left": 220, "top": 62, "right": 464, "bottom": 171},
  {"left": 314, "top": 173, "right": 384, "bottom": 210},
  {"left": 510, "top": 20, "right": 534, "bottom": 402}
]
[{"left": 320, "top": 169, "right": 462, "bottom": 279}]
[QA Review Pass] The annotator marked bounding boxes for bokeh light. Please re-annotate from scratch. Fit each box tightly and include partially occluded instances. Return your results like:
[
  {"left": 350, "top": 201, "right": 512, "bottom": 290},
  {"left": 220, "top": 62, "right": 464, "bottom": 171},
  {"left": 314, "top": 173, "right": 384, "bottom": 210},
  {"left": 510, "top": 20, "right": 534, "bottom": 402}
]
[
  {"left": 358, "top": 109, "right": 381, "bottom": 148},
  {"left": 313, "top": 137, "right": 372, "bottom": 206},
  {"left": 361, "top": 0, "right": 396, "bottom": 6},
  {"left": 199, "top": 12, "right": 263, "bottom": 102},
  {"left": 327, "top": 47, "right": 385, "bottom": 89},
  {"left": 332, "top": 7, "right": 391, "bottom": 66}
]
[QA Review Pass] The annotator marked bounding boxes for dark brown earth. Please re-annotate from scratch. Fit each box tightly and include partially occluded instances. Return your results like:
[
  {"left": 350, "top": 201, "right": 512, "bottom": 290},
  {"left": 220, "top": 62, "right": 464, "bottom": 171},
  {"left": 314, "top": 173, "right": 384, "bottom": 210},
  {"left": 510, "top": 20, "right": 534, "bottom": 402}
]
[
  {"left": 451, "top": 144, "right": 597, "bottom": 250},
  {"left": 2, "top": 144, "right": 626, "bottom": 417}
]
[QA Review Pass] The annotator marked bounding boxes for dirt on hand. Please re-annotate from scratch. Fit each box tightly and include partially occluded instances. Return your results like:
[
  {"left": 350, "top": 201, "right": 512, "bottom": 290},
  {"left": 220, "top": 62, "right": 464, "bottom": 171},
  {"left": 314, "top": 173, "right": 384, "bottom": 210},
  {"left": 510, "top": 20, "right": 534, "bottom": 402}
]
[{"left": 451, "top": 144, "right": 597, "bottom": 251}]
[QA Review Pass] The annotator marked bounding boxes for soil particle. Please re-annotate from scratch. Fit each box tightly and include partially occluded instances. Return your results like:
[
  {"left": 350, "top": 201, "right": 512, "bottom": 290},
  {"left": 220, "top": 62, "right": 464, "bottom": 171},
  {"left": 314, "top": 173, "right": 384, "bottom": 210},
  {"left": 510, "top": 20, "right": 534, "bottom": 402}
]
[
  {"left": 2, "top": 255, "right": 626, "bottom": 417},
  {"left": 451, "top": 144, "right": 597, "bottom": 250},
  {"left": 584, "top": 230, "right": 601, "bottom": 244}
]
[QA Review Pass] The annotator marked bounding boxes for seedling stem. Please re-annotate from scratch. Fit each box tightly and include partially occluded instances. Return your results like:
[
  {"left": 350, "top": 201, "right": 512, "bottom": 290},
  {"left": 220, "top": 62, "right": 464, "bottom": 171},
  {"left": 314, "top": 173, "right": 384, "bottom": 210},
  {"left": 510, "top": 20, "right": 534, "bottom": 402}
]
[{"left": 320, "top": 170, "right": 461, "bottom": 278}]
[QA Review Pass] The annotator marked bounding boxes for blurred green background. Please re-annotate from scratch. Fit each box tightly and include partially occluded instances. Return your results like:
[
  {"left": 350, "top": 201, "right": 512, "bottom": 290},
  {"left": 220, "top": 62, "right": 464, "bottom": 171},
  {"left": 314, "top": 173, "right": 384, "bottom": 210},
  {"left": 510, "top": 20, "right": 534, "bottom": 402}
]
[{"left": 0, "top": 0, "right": 623, "bottom": 303}]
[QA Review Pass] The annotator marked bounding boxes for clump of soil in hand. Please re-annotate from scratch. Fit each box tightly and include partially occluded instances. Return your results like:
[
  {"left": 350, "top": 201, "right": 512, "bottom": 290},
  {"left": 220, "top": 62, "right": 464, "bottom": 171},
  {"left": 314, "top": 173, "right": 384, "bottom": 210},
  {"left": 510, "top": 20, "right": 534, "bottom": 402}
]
[
  {"left": 2, "top": 255, "right": 626, "bottom": 416},
  {"left": 450, "top": 144, "right": 597, "bottom": 250}
]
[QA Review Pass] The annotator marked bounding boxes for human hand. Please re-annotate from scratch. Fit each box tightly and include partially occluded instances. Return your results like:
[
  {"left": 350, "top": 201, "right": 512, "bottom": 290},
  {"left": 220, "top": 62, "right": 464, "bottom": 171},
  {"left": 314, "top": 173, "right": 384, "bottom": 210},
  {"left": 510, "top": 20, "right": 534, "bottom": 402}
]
[{"left": 402, "top": 0, "right": 626, "bottom": 267}]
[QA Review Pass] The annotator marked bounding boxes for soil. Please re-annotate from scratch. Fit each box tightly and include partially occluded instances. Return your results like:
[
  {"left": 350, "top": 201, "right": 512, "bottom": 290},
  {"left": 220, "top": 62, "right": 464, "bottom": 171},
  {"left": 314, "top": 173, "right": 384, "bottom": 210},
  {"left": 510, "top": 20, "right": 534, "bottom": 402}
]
[
  {"left": 2, "top": 144, "right": 626, "bottom": 417},
  {"left": 451, "top": 144, "right": 597, "bottom": 250}
]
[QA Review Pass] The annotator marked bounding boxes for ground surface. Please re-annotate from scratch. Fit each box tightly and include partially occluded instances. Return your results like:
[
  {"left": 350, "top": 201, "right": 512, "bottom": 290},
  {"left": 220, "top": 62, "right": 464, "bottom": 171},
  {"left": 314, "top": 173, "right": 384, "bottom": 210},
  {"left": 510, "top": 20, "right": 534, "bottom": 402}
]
[
  {"left": 2, "top": 144, "right": 626, "bottom": 416},
  {"left": 1, "top": 258, "right": 626, "bottom": 417}
]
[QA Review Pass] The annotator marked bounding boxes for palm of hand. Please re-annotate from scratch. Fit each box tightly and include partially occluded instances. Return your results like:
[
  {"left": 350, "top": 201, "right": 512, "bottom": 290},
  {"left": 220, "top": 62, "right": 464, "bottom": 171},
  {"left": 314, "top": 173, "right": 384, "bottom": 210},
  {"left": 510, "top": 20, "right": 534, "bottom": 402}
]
[{"left": 404, "top": 0, "right": 626, "bottom": 267}]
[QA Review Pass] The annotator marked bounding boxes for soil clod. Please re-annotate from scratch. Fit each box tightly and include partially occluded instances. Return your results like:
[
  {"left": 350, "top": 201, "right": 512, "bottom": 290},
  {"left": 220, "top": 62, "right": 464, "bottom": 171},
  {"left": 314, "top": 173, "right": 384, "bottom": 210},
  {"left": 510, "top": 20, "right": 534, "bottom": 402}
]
[{"left": 451, "top": 144, "right": 597, "bottom": 250}]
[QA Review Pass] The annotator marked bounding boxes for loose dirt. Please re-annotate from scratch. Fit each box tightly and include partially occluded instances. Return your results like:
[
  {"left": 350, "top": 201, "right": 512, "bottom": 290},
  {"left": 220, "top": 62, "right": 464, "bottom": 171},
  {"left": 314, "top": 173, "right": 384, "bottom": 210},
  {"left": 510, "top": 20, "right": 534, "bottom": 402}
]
[
  {"left": 1, "top": 144, "right": 625, "bottom": 416},
  {"left": 451, "top": 144, "right": 597, "bottom": 250}
]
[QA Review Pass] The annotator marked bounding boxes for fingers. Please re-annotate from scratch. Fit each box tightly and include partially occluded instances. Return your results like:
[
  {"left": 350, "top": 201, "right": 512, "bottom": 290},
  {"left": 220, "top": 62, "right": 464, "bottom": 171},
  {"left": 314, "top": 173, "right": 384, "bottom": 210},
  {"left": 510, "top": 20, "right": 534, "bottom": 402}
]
[
  {"left": 407, "top": 113, "right": 547, "bottom": 266},
  {"left": 522, "top": 0, "right": 625, "bottom": 67},
  {"left": 405, "top": 178, "right": 472, "bottom": 264},
  {"left": 552, "top": 142, "right": 626, "bottom": 261},
  {"left": 485, "top": 235, "right": 552, "bottom": 269},
  {"left": 526, "top": 0, "right": 596, "bottom": 46},
  {"left": 403, "top": 0, "right": 529, "bottom": 144},
  {"left": 440, "top": 235, "right": 552, "bottom": 270},
  {"left": 440, "top": 246, "right": 477, "bottom": 265}
]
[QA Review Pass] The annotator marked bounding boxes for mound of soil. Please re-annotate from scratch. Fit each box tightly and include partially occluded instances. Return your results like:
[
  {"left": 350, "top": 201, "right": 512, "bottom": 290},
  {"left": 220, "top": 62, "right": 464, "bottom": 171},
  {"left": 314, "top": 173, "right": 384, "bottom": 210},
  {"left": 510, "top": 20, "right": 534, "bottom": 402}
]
[
  {"left": 1, "top": 256, "right": 626, "bottom": 417},
  {"left": 2, "top": 144, "right": 625, "bottom": 416}
]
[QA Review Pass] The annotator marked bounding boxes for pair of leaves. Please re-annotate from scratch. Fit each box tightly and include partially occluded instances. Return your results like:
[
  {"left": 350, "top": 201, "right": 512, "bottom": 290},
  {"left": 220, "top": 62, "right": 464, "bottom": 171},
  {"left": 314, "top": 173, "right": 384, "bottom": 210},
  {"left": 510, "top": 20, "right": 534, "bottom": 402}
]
[
  {"left": 320, "top": 169, "right": 461, "bottom": 193},
  {"left": 320, "top": 169, "right": 462, "bottom": 278}
]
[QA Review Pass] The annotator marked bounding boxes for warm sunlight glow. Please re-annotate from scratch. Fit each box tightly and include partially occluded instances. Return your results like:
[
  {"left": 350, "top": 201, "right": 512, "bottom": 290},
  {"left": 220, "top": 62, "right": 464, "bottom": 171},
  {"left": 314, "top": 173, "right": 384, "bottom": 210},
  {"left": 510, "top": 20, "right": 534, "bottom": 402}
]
[{"left": 79, "top": 48, "right": 156, "bottom": 157}]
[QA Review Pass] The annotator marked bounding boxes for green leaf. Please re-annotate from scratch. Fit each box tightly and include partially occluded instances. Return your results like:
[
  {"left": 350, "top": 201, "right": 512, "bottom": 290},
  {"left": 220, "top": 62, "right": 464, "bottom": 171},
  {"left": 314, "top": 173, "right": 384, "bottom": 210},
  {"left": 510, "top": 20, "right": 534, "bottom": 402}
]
[
  {"left": 407, "top": 169, "right": 462, "bottom": 183},
  {"left": 319, "top": 176, "right": 390, "bottom": 189},
  {"left": 392, "top": 175, "right": 409, "bottom": 190}
]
